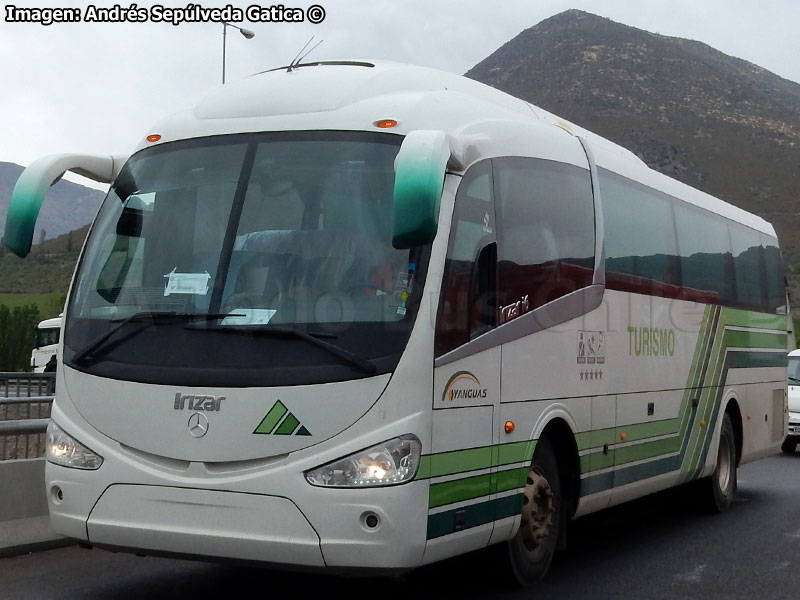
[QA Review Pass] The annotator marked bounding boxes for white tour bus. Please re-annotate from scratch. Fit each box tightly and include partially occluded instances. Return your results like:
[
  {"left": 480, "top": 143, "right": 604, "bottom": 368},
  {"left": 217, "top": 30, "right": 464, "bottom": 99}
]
[
  {"left": 5, "top": 61, "right": 789, "bottom": 585},
  {"left": 31, "top": 314, "right": 62, "bottom": 372}
]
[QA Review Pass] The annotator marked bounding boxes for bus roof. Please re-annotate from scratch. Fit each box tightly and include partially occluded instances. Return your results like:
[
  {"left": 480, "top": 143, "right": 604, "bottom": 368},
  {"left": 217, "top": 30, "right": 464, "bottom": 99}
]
[{"left": 137, "top": 60, "right": 775, "bottom": 237}]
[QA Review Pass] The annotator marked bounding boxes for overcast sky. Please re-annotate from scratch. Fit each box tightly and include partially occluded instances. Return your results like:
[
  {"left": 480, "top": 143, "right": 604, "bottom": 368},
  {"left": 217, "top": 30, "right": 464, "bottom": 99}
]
[{"left": 2, "top": 0, "right": 799, "bottom": 190}]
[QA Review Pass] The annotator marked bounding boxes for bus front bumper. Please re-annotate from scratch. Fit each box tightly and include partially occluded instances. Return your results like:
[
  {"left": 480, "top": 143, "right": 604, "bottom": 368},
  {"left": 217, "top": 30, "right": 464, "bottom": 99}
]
[
  {"left": 49, "top": 475, "right": 429, "bottom": 571},
  {"left": 86, "top": 485, "right": 326, "bottom": 566}
]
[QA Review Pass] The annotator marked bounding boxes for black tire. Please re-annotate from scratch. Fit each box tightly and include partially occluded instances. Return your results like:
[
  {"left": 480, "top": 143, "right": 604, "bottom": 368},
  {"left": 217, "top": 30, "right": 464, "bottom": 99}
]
[
  {"left": 781, "top": 438, "right": 797, "bottom": 454},
  {"left": 505, "top": 436, "right": 562, "bottom": 586},
  {"left": 697, "top": 412, "right": 737, "bottom": 513}
]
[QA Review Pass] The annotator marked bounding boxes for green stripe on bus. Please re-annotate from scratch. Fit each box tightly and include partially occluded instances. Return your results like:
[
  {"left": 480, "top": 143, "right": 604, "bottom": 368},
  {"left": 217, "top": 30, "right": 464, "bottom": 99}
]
[
  {"left": 417, "top": 440, "right": 536, "bottom": 481},
  {"left": 681, "top": 308, "right": 726, "bottom": 481},
  {"left": 580, "top": 434, "right": 682, "bottom": 474},
  {"left": 429, "top": 474, "right": 490, "bottom": 509},
  {"left": 615, "top": 436, "right": 681, "bottom": 465},
  {"left": 497, "top": 440, "right": 536, "bottom": 465},
  {"left": 580, "top": 451, "right": 613, "bottom": 472},
  {"left": 253, "top": 400, "right": 288, "bottom": 434},
  {"left": 426, "top": 494, "right": 524, "bottom": 540},
  {"left": 721, "top": 309, "right": 787, "bottom": 331},
  {"left": 581, "top": 453, "right": 684, "bottom": 494},
  {"left": 689, "top": 350, "right": 786, "bottom": 481},
  {"left": 576, "top": 417, "right": 681, "bottom": 455},
  {"left": 679, "top": 307, "right": 786, "bottom": 483},
  {"left": 416, "top": 446, "right": 493, "bottom": 480},
  {"left": 723, "top": 329, "right": 788, "bottom": 350},
  {"left": 575, "top": 429, "right": 615, "bottom": 450},
  {"left": 428, "top": 466, "right": 528, "bottom": 509},
  {"left": 727, "top": 350, "right": 788, "bottom": 368}
]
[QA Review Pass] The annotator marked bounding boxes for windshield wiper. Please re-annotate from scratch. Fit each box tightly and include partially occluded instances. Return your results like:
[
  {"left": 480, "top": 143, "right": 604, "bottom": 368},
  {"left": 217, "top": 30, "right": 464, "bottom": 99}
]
[
  {"left": 789, "top": 376, "right": 800, "bottom": 384},
  {"left": 72, "top": 311, "right": 241, "bottom": 366},
  {"left": 204, "top": 324, "right": 378, "bottom": 375}
]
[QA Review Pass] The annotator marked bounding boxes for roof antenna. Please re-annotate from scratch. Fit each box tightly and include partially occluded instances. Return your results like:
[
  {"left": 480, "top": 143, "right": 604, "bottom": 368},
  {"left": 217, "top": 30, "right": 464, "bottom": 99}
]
[{"left": 287, "top": 36, "right": 324, "bottom": 71}]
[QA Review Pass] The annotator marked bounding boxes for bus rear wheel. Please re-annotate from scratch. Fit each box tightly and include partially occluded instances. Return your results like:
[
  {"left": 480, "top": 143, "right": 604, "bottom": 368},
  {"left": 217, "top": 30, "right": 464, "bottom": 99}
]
[
  {"left": 696, "top": 412, "right": 737, "bottom": 513},
  {"left": 506, "top": 436, "right": 561, "bottom": 586}
]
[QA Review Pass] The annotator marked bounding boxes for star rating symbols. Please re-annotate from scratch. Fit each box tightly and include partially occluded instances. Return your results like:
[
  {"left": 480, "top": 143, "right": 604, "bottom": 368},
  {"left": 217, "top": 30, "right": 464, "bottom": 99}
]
[{"left": 579, "top": 369, "right": 603, "bottom": 381}]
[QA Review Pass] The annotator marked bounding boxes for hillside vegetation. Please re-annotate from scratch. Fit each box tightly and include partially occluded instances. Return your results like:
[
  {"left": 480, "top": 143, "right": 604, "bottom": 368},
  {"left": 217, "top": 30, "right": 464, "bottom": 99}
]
[{"left": 0, "top": 225, "right": 88, "bottom": 297}]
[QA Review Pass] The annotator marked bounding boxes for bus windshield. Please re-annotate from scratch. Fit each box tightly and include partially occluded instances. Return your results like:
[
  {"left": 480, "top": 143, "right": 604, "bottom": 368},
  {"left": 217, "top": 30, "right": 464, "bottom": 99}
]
[{"left": 64, "top": 131, "right": 429, "bottom": 387}]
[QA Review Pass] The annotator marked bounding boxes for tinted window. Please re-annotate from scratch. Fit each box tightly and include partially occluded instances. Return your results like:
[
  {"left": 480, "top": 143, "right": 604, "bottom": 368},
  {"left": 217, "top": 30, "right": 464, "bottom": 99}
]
[
  {"left": 495, "top": 158, "right": 595, "bottom": 317},
  {"left": 674, "top": 202, "right": 733, "bottom": 305},
  {"left": 601, "top": 169, "right": 681, "bottom": 296},
  {"left": 600, "top": 168, "right": 784, "bottom": 313},
  {"left": 729, "top": 222, "right": 765, "bottom": 312},
  {"left": 762, "top": 235, "right": 785, "bottom": 313},
  {"left": 435, "top": 161, "right": 496, "bottom": 356}
]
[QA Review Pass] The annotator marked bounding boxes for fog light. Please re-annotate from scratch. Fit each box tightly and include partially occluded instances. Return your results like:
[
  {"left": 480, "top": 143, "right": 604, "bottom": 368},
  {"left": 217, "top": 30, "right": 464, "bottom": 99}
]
[{"left": 361, "top": 512, "right": 381, "bottom": 530}]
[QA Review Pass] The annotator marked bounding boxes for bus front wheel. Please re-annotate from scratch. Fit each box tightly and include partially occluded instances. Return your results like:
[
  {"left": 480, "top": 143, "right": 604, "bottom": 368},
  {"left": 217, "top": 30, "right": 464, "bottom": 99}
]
[{"left": 506, "top": 436, "right": 561, "bottom": 586}]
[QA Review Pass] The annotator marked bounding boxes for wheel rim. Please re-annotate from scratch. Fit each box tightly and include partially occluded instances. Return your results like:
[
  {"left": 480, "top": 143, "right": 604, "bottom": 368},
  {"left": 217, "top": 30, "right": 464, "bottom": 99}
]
[
  {"left": 716, "top": 434, "right": 731, "bottom": 491},
  {"left": 519, "top": 464, "right": 555, "bottom": 556}
]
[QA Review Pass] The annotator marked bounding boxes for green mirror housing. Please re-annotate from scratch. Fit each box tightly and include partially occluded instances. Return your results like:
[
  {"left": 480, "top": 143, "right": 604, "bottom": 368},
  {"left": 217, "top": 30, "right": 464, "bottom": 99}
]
[
  {"left": 5, "top": 154, "right": 124, "bottom": 258},
  {"left": 392, "top": 130, "right": 452, "bottom": 249}
]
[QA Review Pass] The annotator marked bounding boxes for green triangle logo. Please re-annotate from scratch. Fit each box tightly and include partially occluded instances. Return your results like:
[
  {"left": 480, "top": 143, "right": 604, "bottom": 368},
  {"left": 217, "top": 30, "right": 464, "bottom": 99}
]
[{"left": 253, "top": 401, "right": 311, "bottom": 436}]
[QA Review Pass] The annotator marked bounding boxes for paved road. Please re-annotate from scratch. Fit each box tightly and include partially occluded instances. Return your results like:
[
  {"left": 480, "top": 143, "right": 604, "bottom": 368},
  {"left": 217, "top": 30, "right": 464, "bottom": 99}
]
[{"left": 3, "top": 453, "right": 800, "bottom": 599}]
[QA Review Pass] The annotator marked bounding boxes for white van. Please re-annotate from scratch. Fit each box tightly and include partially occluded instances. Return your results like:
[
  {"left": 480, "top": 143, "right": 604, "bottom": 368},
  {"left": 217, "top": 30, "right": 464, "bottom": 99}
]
[
  {"left": 31, "top": 315, "right": 62, "bottom": 372},
  {"left": 785, "top": 349, "right": 800, "bottom": 452}
]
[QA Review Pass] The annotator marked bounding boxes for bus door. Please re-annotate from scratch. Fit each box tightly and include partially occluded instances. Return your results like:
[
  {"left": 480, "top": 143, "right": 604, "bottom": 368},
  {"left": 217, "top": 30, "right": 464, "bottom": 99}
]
[{"left": 430, "top": 161, "right": 501, "bottom": 552}]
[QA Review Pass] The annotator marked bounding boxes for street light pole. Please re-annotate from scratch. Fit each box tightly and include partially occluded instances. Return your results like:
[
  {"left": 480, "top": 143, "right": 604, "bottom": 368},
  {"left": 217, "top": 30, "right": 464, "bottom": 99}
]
[{"left": 222, "top": 21, "right": 255, "bottom": 84}]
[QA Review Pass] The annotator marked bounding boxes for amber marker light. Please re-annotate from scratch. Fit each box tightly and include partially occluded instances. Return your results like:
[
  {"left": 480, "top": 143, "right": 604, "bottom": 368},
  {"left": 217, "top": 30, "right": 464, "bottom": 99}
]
[
  {"left": 620, "top": 433, "right": 627, "bottom": 441},
  {"left": 700, "top": 420, "right": 706, "bottom": 426},
  {"left": 146, "top": 134, "right": 162, "bottom": 143},
  {"left": 374, "top": 119, "right": 398, "bottom": 129},
  {"left": 504, "top": 421, "right": 515, "bottom": 434}
]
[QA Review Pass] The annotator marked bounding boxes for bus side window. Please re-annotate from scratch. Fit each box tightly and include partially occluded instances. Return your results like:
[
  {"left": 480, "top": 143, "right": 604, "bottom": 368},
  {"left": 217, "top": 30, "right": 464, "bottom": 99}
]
[
  {"left": 727, "top": 222, "right": 765, "bottom": 312},
  {"left": 435, "top": 161, "right": 496, "bottom": 357},
  {"left": 601, "top": 169, "right": 682, "bottom": 297},
  {"left": 674, "top": 201, "right": 732, "bottom": 305},
  {"left": 494, "top": 158, "right": 595, "bottom": 314},
  {"left": 762, "top": 235, "right": 785, "bottom": 313}
]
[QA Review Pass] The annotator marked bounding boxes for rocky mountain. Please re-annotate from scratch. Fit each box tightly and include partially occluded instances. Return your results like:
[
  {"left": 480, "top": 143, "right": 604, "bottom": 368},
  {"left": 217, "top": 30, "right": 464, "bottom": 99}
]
[
  {"left": 0, "top": 161, "right": 103, "bottom": 243},
  {"left": 467, "top": 10, "right": 800, "bottom": 301}
]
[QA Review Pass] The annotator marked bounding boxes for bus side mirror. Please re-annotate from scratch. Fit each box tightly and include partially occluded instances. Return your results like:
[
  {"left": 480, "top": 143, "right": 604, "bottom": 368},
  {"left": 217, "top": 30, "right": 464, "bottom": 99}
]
[
  {"left": 392, "top": 130, "right": 453, "bottom": 249},
  {"left": 4, "top": 153, "right": 125, "bottom": 258}
]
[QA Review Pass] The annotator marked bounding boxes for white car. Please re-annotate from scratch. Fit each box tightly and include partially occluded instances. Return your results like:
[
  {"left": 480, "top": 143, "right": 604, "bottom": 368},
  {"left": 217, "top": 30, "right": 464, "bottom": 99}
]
[{"left": 784, "top": 349, "right": 800, "bottom": 453}]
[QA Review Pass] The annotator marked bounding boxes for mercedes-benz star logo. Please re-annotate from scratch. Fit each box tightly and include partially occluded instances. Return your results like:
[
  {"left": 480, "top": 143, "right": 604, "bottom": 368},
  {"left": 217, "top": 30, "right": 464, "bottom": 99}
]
[{"left": 187, "top": 412, "right": 209, "bottom": 438}]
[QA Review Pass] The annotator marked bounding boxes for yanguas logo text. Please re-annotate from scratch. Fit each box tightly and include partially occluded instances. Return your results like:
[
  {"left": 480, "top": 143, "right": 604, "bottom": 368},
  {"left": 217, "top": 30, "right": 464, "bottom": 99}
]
[{"left": 441, "top": 371, "right": 488, "bottom": 403}]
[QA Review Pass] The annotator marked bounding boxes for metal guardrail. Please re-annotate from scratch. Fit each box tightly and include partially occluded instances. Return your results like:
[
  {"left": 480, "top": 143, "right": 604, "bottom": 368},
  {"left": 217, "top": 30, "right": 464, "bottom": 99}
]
[{"left": 0, "top": 374, "right": 55, "bottom": 460}]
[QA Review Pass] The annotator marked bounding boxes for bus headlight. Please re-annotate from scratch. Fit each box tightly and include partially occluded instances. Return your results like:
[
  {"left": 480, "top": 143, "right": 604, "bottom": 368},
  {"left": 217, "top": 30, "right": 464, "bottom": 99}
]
[
  {"left": 46, "top": 421, "right": 104, "bottom": 470},
  {"left": 305, "top": 435, "right": 421, "bottom": 488}
]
